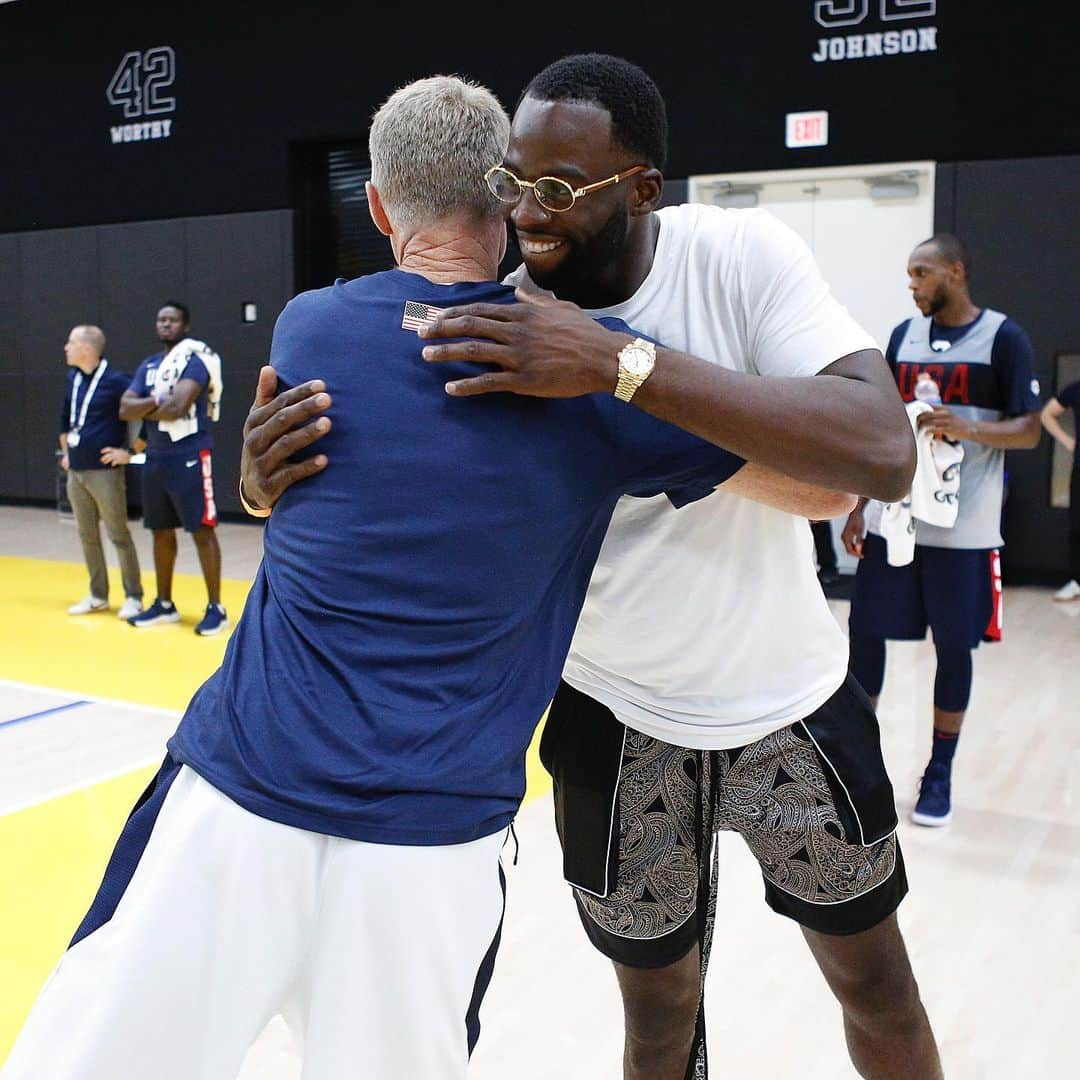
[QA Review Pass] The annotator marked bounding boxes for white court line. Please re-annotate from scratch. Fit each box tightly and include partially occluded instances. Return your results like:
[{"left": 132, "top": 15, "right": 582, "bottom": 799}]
[
  {"left": 0, "top": 756, "right": 166, "bottom": 819},
  {"left": 0, "top": 678, "right": 180, "bottom": 818},
  {"left": 0, "top": 677, "right": 182, "bottom": 719}
]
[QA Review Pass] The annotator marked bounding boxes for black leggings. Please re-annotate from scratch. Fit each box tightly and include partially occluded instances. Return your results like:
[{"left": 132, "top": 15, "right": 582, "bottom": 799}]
[{"left": 849, "top": 635, "right": 974, "bottom": 713}]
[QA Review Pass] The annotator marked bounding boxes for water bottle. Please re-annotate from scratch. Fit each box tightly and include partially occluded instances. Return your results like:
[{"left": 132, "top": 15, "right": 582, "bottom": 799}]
[{"left": 913, "top": 371, "right": 941, "bottom": 405}]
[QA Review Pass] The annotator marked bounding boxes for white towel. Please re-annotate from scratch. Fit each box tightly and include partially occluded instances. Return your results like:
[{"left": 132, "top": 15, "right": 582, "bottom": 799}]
[
  {"left": 153, "top": 338, "right": 224, "bottom": 442},
  {"left": 879, "top": 401, "right": 964, "bottom": 566}
]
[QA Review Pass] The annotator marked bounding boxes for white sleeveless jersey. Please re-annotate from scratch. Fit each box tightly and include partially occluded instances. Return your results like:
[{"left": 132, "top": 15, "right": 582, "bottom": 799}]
[{"left": 507, "top": 203, "right": 878, "bottom": 748}]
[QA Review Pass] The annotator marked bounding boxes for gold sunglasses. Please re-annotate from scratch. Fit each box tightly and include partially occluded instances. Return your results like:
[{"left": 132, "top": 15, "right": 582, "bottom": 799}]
[{"left": 484, "top": 164, "right": 648, "bottom": 213}]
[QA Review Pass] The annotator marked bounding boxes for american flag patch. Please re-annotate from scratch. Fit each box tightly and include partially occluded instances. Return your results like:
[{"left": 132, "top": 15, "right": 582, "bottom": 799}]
[{"left": 401, "top": 300, "right": 444, "bottom": 332}]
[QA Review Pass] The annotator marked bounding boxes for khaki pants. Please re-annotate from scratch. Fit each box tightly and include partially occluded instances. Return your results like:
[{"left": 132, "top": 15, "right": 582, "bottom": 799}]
[{"left": 66, "top": 467, "right": 143, "bottom": 601}]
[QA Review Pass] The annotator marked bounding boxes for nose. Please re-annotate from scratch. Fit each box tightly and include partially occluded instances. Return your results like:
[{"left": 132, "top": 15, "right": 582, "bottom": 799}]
[{"left": 510, "top": 189, "right": 553, "bottom": 230}]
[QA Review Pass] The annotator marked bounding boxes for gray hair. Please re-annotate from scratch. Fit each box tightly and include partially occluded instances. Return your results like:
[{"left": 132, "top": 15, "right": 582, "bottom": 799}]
[
  {"left": 72, "top": 325, "right": 106, "bottom": 355},
  {"left": 368, "top": 75, "right": 509, "bottom": 230}
]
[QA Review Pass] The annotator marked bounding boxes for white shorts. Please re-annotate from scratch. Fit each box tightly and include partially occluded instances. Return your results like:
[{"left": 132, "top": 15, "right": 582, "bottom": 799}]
[{"left": 2, "top": 763, "right": 508, "bottom": 1080}]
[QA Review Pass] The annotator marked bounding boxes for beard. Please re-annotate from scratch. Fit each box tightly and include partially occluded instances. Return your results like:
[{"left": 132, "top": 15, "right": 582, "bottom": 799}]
[
  {"left": 525, "top": 205, "right": 630, "bottom": 307},
  {"left": 925, "top": 285, "right": 948, "bottom": 317}
]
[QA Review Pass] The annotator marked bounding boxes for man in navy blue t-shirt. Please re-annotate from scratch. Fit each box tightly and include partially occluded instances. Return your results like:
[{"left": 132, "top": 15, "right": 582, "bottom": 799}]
[
  {"left": 120, "top": 301, "right": 227, "bottom": 636},
  {"left": 1, "top": 76, "right": 760, "bottom": 1080},
  {"left": 58, "top": 324, "right": 144, "bottom": 620}
]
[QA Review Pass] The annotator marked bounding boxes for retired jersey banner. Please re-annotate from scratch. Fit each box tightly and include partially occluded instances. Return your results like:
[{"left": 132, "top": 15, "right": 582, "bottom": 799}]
[{"left": 811, "top": 1, "right": 939, "bottom": 64}]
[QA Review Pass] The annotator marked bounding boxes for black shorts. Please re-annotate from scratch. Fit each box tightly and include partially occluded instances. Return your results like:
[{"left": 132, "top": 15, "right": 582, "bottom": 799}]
[
  {"left": 141, "top": 448, "right": 219, "bottom": 532},
  {"left": 540, "top": 675, "right": 907, "bottom": 968},
  {"left": 848, "top": 533, "right": 996, "bottom": 649}
]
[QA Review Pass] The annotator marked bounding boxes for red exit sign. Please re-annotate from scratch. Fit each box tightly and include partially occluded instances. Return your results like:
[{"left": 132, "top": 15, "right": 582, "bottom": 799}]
[{"left": 786, "top": 110, "right": 829, "bottom": 148}]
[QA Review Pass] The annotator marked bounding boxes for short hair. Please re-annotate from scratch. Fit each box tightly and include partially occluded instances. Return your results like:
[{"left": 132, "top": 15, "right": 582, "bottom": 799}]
[
  {"left": 521, "top": 53, "right": 668, "bottom": 172},
  {"left": 160, "top": 301, "right": 191, "bottom": 323},
  {"left": 917, "top": 234, "right": 972, "bottom": 278},
  {"left": 72, "top": 324, "right": 106, "bottom": 355},
  {"left": 368, "top": 74, "right": 510, "bottom": 230}
]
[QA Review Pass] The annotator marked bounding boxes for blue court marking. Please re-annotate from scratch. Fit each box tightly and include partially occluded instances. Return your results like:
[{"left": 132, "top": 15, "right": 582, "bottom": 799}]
[{"left": 0, "top": 699, "right": 92, "bottom": 732}]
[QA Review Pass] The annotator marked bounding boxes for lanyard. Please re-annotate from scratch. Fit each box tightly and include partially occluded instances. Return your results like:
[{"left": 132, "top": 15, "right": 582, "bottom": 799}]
[{"left": 69, "top": 359, "right": 108, "bottom": 434}]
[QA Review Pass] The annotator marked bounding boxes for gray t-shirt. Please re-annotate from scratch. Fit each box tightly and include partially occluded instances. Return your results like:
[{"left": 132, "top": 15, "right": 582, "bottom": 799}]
[{"left": 867, "top": 309, "right": 1040, "bottom": 549}]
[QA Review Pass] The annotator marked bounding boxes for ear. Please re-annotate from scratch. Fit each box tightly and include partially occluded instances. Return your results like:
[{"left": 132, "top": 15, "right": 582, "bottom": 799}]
[
  {"left": 497, "top": 218, "right": 509, "bottom": 265},
  {"left": 630, "top": 169, "right": 664, "bottom": 218},
  {"left": 367, "top": 181, "right": 392, "bottom": 237}
]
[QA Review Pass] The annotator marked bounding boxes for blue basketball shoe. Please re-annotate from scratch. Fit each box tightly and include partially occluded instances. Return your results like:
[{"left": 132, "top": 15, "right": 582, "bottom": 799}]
[
  {"left": 194, "top": 603, "right": 229, "bottom": 637},
  {"left": 911, "top": 763, "right": 952, "bottom": 827}
]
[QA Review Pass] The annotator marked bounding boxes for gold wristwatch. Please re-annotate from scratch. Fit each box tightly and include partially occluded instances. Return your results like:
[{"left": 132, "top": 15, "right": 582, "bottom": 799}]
[{"left": 613, "top": 337, "right": 656, "bottom": 402}]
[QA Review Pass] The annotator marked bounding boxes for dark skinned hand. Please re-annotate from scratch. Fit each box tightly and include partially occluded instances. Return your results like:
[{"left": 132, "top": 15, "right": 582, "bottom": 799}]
[
  {"left": 841, "top": 506, "right": 867, "bottom": 559},
  {"left": 915, "top": 404, "right": 969, "bottom": 441},
  {"left": 418, "top": 288, "right": 626, "bottom": 399},
  {"left": 240, "top": 366, "right": 332, "bottom": 511}
]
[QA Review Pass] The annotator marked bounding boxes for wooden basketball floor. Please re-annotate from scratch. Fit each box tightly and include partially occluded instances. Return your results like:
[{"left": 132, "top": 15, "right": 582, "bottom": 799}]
[{"left": 0, "top": 504, "right": 1076, "bottom": 1078}]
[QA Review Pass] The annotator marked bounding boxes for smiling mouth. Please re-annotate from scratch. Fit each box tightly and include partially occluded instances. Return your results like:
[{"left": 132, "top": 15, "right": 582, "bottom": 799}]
[{"left": 518, "top": 236, "right": 564, "bottom": 255}]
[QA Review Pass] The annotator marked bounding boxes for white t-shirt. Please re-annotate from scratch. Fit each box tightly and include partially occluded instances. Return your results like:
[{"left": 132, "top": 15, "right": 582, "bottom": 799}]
[{"left": 507, "top": 203, "right": 877, "bottom": 749}]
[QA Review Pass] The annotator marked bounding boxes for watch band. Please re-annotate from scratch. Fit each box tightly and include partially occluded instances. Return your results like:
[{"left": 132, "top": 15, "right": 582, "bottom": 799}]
[{"left": 614, "top": 370, "right": 644, "bottom": 402}]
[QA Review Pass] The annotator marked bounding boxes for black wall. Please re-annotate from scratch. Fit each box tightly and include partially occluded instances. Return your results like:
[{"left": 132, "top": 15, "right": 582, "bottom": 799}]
[
  {"left": 0, "top": 211, "right": 292, "bottom": 513},
  {"left": 1, "top": 2, "right": 1077, "bottom": 576},
  {"left": 1, "top": 2, "right": 1077, "bottom": 233},
  {"left": 938, "top": 156, "right": 1080, "bottom": 584}
]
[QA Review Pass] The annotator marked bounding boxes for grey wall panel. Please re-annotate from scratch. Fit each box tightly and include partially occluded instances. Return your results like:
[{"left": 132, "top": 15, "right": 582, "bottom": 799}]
[
  {"left": 20, "top": 227, "right": 99, "bottom": 377},
  {"left": 932, "top": 163, "right": 956, "bottom": 235},
  {"left": 0, "top": 373, "right": 28, "bottom": 495},
  {"left": 98, "top": 219, "right": 187, "bottom": 374},
  {"left": 0, "top": 210, "right": 294, "bottom": 506},
  {"left": 951, "top": 156, "right": 1080, "bottom": 584},
  {"left": 208, "top": 366, "right": 265, "bottom": 518},
  {"left": 184, "top": 210, "right": 290, "bottom": 375},
  {"left": 23, "top": 372, "right": 64, "bottom": 500},
  {"left": 0, "top": 235, "right": 21, "bottom": 374},
  {"left": 182, "top": 211, "right": 292, "bottom": 516}
]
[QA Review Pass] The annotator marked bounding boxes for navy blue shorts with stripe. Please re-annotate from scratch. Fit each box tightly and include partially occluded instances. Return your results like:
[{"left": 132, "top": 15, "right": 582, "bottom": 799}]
[
  {"left": 848, "top": 533, "right": 995, "bottom": 649},
  {"left": 140, "top": 448, "right": 218, "bottom": 532}
]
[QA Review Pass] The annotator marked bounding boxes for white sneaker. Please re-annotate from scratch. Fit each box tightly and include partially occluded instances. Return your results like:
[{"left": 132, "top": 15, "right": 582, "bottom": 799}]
[
  {"left": 1053, "top": 579, "right": 1080, "bottom": 602},
  {"left": 117, "top": 597, "right": 144, "bottom": 620},
  {"left": 68, "top": 596, "right": 108, "bottom": 615}
]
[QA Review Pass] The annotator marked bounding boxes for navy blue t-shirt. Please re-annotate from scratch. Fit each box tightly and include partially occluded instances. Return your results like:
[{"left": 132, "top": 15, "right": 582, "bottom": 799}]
[
  {"left": 128, "top": 350, "right": 212, "bottom": 454},
  {"left": 1057, "top": 380, "right": 1080, "bottom": 471},
  {"left": 59, "top": 360, "right": 132, "bottom": 470},
  {"left": 169, "top": 270, "right": 743, "bottom": 845}
]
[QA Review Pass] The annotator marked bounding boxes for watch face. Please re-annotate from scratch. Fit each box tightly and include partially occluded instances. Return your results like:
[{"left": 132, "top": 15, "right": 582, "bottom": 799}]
[{"left": 622, "top": 346, "right": 653, "bottom": 376}]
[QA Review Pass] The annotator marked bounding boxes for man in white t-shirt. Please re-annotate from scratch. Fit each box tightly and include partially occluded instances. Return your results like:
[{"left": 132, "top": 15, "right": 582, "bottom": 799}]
[{"left": 239, "top": 54, "right": 938, "bottom": 1080}]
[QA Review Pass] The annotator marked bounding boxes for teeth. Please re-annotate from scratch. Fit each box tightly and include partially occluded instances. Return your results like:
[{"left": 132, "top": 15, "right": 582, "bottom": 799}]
[{"left": 520, "top": 239, "right": 562, "bottom": 254}]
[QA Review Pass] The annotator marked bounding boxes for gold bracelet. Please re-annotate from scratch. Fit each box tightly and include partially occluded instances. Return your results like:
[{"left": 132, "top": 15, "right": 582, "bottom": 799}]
[{"left": 239, "top": 482, "right": 272, "bottom": 519}]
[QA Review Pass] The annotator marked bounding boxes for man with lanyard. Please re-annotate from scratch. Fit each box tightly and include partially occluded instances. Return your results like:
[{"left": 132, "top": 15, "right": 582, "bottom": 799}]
[
  {"left": 120, "top": 302, "right": 227, "bottom": 636},
  {"left": 58, "top": 324, "right": 143, "bottom": 620},
  {"left": 237, "top": 53, "right": 940, "bottom": 1080},
  {"left": 843, "top": 234, "right": 1042, "bottom": 828}
]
